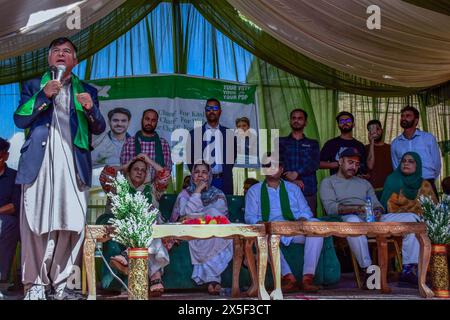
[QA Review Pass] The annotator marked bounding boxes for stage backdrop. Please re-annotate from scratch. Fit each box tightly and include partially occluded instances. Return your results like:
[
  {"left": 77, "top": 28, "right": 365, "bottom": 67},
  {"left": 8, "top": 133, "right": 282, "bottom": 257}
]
[{"left": 89, "top": 74, "right": 259, "bottom": 171}]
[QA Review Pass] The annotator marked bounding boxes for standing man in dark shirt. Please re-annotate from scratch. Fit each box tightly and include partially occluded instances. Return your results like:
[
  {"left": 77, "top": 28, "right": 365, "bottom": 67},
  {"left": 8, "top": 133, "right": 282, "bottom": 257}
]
[
  {"left": 280, "top": 109, "right": 320, "bottom": 215},
  {"left": 0, "top": 137, "right": 21, "bottom": 284},
  {"left": 320, "top": 111, "right": 366, "bottom": 175},
  {"left": 365, "top": 119, "right": 393, "bottom": 196}
]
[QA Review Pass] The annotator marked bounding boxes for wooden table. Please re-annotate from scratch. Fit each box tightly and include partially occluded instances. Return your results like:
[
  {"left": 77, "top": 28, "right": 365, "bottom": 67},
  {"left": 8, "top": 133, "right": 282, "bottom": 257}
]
[
  {"left": 82, "top": 223, "right": 269, "bottom": 300},
  {"left": 266, "top": 221, "right": 434, "bottom": 300}
]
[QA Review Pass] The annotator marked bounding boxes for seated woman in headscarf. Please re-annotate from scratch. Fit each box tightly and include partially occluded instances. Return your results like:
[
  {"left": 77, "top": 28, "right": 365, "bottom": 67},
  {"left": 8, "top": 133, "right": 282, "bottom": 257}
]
[
  {"left": 170, "top": 161, "right": 233, "bottom": 295},
  {"left": 97, "top": 154, "right": 171, "bottom": 296},
  {"left": 381, "top": 152, "right": 437, "bottom": 215}
]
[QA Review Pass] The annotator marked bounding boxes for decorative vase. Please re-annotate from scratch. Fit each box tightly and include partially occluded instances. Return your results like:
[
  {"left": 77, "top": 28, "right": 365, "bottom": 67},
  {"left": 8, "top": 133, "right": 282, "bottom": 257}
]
[
  {"left": 128, "top": 248, "right": 149, "bottom": 300},
  {"left": 430, "top": 244, "right": 449, "bottom": 298}
]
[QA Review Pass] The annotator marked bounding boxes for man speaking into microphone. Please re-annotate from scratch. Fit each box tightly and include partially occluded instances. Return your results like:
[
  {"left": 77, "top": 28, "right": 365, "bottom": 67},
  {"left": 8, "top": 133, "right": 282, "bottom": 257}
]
[{"left": 14, "top": 37, "right": 106, "bottom": 300}]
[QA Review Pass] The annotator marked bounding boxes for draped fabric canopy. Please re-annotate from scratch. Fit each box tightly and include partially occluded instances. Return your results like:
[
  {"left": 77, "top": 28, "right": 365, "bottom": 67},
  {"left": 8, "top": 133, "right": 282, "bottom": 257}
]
[
  {"left": 0, "top": 0, "right": 125, "bottom": 59},
  {"left": 226, "top": 0, "right": 450, "bottom": 88},
  {"left": 0, "top": 0, "right": 160, "bottom": 84},
  {"left": 0, "top": 0, "right": 449, "bottom": 97}
]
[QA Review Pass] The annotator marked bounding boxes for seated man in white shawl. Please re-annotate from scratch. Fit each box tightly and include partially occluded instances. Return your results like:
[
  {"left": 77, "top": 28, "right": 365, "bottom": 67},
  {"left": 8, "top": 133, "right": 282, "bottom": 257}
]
[{"left": 245, "top": 153, "right": 323, "bottom": 292}]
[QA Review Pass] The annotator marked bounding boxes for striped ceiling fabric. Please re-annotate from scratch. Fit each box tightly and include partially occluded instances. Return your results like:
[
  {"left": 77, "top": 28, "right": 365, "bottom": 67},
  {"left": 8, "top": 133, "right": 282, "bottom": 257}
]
[{"left": 226, "top": 0, "right": 450, "bottom": 88}]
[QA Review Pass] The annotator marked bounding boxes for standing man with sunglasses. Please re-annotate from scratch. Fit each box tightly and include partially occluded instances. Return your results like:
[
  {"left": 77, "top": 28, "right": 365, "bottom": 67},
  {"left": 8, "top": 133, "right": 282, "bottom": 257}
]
[
  {"left": 320, "top": 111, "right": 367, "bottom": 175},
  {"left": 188, "top": 98, "right": 236, "bottom": 194}
]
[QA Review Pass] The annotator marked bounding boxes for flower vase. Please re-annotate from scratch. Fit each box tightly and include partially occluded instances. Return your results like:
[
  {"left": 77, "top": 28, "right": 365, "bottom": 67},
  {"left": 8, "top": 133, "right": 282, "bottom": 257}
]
[
  {"left": 128, "top": 248, "right": 149, "bottom": 300},
  {"left": 430, "top": 244, "right": 449, "bottom": 298}
]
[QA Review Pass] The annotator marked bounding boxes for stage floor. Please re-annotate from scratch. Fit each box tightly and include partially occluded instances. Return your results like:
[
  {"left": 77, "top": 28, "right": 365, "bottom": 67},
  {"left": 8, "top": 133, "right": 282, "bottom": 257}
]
[{"left": 2, "top": 273, "right": 446, "bottom": 300}]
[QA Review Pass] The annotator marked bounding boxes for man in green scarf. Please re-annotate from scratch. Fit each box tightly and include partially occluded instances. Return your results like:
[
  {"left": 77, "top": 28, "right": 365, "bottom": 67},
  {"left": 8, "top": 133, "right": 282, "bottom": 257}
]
[
  {"left": 120, "top": 109, "right": 172, "bottom": 186},
  {"left": 14, "top": 37, "right": 106, "bottom": 300},
  {"left": 245, "top": 153, "right": 323, "bottom": 292}
]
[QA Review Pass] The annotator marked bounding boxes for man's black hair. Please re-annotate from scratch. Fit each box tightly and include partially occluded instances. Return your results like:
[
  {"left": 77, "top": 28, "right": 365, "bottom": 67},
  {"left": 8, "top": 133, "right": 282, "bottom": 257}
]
[
  {"left": 108, "top": 107, "right": 132, "bottom": 121},
  {"left": 0, "top": 137, "right": 10, "bottom": 153},
  {"left": 401, "top": 105, "right": 420, "bottom": 119},
  {"left": 206, "top": 98, "right": 221, "bottom": 108},
  {"left": 290, "top": 108, "right": 308, "bottom": 121},
  {"left": 48, "top": 37, "right": 78, "bottom": 54},
  {"left": 366, "top": 119, "right": 382, "bottom": 130}
]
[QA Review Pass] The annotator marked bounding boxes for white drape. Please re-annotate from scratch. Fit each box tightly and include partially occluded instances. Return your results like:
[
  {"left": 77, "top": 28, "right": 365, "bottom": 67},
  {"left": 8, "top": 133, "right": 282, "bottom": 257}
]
[
  {"left": 227, "top": 0, "right": 450, "bottom": 87},
  {"left": 0, "top": 0, "right": 125, "bottom": 60}
]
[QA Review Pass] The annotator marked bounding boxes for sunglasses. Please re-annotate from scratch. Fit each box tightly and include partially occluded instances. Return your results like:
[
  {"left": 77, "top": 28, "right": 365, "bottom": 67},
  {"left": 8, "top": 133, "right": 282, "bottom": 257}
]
[
  {"left": 339, "top": 118, "right": 353, "bottom": 125},
  {"left": 205, "top": 105, "right": 220, "bottom": 112}
]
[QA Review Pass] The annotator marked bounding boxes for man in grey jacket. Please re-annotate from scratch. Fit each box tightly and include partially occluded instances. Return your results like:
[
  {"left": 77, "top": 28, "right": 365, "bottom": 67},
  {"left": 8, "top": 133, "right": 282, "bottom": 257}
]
[{"left": 320, "top": 147, "right": 421, "bottom": 287}]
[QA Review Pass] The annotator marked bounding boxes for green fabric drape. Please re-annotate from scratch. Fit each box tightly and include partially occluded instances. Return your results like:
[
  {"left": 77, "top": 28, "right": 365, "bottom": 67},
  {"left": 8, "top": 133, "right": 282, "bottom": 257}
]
[{"left": 2, "top": 1, "right": 450, "bottom": 205}]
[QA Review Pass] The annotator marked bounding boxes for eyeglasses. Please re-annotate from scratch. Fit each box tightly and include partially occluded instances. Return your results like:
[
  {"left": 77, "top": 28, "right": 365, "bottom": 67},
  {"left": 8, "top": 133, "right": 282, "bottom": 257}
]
[
  {"left": 339, "top": 118, "right": 353, "bottom": 125},
  {"left": 51, "top": 48, "right": 73, "bottom": 56},
  {"left": 205, "top": 105, "right": 220, "bottom": 112}
]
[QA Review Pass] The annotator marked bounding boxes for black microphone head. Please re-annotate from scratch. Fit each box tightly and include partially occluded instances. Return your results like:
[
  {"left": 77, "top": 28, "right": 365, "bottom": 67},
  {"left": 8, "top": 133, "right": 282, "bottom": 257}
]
[{"left": 50, "top": 65, "right": 58, "bottom": 80}]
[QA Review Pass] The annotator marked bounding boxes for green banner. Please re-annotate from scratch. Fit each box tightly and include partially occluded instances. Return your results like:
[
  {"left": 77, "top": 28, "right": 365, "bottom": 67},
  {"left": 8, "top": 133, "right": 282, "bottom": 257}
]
[{"left": 89, "top": 74, "right": 257, "bottom": 104}]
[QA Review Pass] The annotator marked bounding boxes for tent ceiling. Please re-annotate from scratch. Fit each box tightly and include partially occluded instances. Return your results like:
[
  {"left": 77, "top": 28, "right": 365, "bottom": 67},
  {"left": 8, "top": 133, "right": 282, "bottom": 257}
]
[
  {"left": 0, "top": 0, "right": 126, "bottom": 60},
  {"left": 402, "top": 0, "right": 450, "bottom": 16},
  {"left": 0, "top": 0, "right": 449, "bottom": 97},
  {"left": 0, "top": 0, "right": 160, "bottom": 85},
  {"left": 226, "top": 0, "right": 450, "bottom": 88}
]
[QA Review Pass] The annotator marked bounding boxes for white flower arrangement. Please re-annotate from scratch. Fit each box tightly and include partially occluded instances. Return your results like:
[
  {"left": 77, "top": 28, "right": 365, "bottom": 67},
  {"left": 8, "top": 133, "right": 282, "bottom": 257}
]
[
  {"left": 108, "top": 172, "right": 158, "bottom": 248},
  {"left": 419, "top": 194, "right": 450, "bottom": 245}
]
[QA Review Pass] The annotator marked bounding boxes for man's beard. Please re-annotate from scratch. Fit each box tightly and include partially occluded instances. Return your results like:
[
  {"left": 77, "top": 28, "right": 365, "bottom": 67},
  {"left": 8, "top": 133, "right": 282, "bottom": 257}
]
[
  {"left": 290, "top": 123, "right": 305, "bottom": 131},
  {"left": 400, "top": 120, "right": 414, "bottom": 129},
  {"left": 339, "top": 126, "right": 353, "bottom": 133},
  {"left": 345, "top": 169, "right": 356, "bottom": 177},
  {"left": 142, "top": 126, "right": 155, "bottom": 134},
  {"left": 374, "top": 135, "right": 383, "bottom": 143},
  {"left": 207, "top": 115, "right": 218, "bottom": 122}
]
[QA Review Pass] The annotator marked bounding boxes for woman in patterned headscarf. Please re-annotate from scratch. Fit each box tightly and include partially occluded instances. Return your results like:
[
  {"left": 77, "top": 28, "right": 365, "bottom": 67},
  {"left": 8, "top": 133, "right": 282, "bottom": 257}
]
[
  {"left": 171, "top": 161, "right": 232, "bottom": 295},
  {"left": 98, "top": 154, "right": 170, "bottom": 296}
]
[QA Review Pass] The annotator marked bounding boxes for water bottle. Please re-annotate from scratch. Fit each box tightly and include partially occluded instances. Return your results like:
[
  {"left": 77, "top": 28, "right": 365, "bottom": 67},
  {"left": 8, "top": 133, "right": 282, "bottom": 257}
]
[{"left": 365, "top": 196, "right": 375, "bottom": 222}]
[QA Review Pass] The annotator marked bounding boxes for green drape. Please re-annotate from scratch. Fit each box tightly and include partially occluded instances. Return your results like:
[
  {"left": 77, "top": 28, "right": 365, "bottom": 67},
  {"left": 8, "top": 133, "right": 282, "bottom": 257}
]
[{"left": 1, "top": 1, "right": 450, "bottom": 205}]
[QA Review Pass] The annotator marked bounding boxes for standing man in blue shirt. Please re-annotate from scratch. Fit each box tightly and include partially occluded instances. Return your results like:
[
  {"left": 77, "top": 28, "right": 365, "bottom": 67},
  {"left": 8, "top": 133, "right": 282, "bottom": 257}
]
[
  {"left": 391, "top": 106, "right": 441, "bottom": 197},
  {"left": 0, "top": 137, "right": 21, "bottom": 286},
  {"left": 280, "top": 109, "right": 320, "bottom": 215}
]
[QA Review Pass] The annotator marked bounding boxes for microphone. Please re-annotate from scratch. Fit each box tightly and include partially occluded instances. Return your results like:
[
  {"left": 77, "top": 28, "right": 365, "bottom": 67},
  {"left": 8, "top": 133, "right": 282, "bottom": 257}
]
[{"left": 51, "top": 65, "right": 66, "bottom": 82}]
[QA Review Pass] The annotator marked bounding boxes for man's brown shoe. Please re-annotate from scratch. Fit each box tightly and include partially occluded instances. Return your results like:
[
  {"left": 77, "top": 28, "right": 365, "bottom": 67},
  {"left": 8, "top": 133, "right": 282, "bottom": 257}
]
[
  {"left": 281, "top": 273, "right": 298, "bottom": 293},
  {"left": 299, "top": 274, "right": 320, "bottom": 292}
]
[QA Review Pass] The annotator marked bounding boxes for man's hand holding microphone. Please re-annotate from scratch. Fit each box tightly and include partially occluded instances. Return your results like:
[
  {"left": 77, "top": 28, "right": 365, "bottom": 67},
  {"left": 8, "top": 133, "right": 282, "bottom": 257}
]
[{"left": 43, "top": 64, "right": 93, "bottom": 111}]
